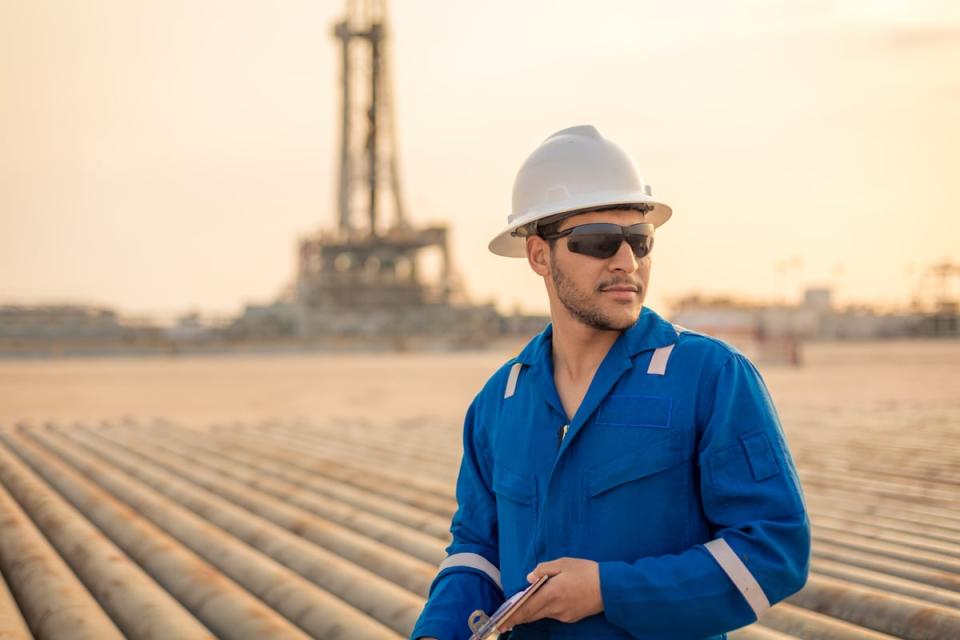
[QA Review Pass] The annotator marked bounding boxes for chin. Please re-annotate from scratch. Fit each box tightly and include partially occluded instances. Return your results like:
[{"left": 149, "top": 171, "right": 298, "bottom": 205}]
[
  {"left": 608, "top": 307, "right": 643, "bottom": 330},
  {"left": 619, "top": 301, "right": 644, "bottom": 318}
]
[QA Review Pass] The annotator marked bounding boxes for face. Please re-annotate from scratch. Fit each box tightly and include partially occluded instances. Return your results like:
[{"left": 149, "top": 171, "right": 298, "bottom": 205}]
[{"left": 528, "top": 208, "right": 652, "bottom": 331}]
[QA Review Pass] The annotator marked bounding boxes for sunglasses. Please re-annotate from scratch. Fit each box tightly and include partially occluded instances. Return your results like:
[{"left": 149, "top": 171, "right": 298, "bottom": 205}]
[{"left": 540, "top": 222, "right": 655, "bottom": 259}]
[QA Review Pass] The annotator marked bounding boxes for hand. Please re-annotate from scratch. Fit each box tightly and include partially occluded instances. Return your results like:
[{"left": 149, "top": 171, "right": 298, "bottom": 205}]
[{"left": 499, "top": 557, "right": 604, "bottom": 631}]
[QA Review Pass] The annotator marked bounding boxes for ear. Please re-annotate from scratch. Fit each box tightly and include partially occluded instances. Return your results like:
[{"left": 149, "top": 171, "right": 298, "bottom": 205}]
[{"left": 526, "top": 236, "right": 551, "bottom": 277}]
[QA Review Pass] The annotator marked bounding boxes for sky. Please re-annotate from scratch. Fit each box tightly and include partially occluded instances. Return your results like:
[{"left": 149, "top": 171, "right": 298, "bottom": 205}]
[{"left": 1, "top": 0, "right": 958, "bottom": 319}]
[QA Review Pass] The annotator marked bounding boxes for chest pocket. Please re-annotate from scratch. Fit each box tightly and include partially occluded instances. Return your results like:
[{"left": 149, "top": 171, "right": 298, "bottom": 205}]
[
  {"left": 493, "top": 464, "right": 538, "bottom": 589},
  {"left": 583, "top": 434, "right": 692, "bottom": 559},
  {"left": 587, "top": 435, "right": 688, "bottom": 497}
]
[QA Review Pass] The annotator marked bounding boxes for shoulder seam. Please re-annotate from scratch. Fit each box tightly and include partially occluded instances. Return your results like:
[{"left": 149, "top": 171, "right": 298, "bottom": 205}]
[{"left": 677, "top": 330, "right": 742, "bottom": 357}]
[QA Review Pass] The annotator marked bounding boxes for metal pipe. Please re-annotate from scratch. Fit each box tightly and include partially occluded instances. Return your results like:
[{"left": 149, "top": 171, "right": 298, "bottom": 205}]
[
  {"left": 223, "top": 426, "right": 457, "bottom": 513},
  {"left": 812, "top": 540, "right": 960, "bottom": 592},
  {"left": 728, "top": 625, "right": 799, "bottom": 640},
  {"left": 788, "top": 573, "right": 960, "bottom": 639},
  {"left": 266, "top": 419, "right": 460, "bottom": 471},
  {"left": 801, "top": 469, "right": 959, "bottom": 509},
  {"left": 809, "top": 493, "right": 960, "bottom": 531},
  {"left": 813, "top": 518, "right": 960, "bottom": 559},
  {"left": 811, "top": 528, "right": 960, "bottom": 575},
  {"left": 126, "top": 423, "right": 446, "bottom": 565},
  {"left": 249, "top": 422, "right": 459, "bottom": 488},
  {"left": 811, "top": 559, "right": 960, "bottom": 610},
  {"left": 47, "top": 424, "right": 424, "bottom": 635},
  {"left": 0, "top": 563, "right": 31, "bottom": 640},
  {"left": 807, "top": 505, "right": 960, "bottom": 546},
  {"left": 232, "top": 419, "right": 459, "bottom": 477},
  {"left": 158, "top": 425, "right": 451, "bottom": 540},
  {"left": 0, "top": 428, "right": 328, "bottom": 640},
  {"left": 0, "top": 439, "right": 213, "bottom": 640},
  {"left": 796, "top": 449, "right": 960, "bottom": 487},
  {"left": 0, "top": 459, "right": 124, "bottom": 640},
  {"left": 758, "top": 601, "right": 897, "bottom": 639},
  {"left": 96, "top": 424, "right": 439, "bottom": 593},
  {"left": 22, "top": 425, "right": 398, "bottom": 640}
]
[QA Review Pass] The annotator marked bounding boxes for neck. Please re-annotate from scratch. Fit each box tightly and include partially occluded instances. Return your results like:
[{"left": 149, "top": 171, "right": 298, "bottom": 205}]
[{"left": 549, "top": 302, "right": 623, "bottom": 382}]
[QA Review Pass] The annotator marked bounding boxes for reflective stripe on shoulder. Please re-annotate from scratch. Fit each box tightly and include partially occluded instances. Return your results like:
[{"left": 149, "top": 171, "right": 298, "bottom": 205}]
[
  {"left": 438, "top": 553, "right": 503, "bottom": 591},
  {"left": 648, "top": 325, "right": 686, "bottom": 375},
  {"left": 704, "top": 538, "right": 770, "bottom": 618},
  {"left": 504, "top": 362, "right": 523, "bottom": 399},
  {"left": 647, "top": 344, "right": 675, "bottom": 375}
]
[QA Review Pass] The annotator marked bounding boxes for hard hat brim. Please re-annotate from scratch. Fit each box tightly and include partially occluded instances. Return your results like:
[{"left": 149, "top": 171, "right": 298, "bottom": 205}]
[{"left": 488, "top": 197, "right": 672, "bottom": 258}]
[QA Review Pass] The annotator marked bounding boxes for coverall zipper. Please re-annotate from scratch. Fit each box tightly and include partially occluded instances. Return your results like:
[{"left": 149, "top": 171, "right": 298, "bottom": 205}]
[{"left": 556, "top": 424, "right": 569, "bottom": 451}]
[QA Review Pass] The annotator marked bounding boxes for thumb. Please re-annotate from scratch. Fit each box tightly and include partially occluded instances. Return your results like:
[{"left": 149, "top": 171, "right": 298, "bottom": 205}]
[{"left": 527, "top": 559, "right": 565, "bottom": 583}]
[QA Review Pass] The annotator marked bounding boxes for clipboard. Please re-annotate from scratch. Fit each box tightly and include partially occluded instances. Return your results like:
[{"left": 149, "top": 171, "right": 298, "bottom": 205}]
[{"left": 467, "top": 575, "right": 550, "bottom": 640}]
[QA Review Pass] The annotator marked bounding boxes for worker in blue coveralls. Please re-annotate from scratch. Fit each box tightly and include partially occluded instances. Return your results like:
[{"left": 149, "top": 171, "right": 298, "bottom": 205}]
[{"left": 411, "top": 125, "right": 810, "bottom": 640}]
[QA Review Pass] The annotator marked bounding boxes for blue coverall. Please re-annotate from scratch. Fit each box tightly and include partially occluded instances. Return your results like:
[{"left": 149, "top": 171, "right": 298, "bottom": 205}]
[{"left": 412, "top": 307, "right": 810, "bottom": 639}]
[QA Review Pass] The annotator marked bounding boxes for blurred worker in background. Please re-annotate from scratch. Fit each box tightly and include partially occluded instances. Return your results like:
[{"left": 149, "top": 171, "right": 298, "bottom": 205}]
[{"left": 412, "top": 125, "right": 810, "bottom": 640}]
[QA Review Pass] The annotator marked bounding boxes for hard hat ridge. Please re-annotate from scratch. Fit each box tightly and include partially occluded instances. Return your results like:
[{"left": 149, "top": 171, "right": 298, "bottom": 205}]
[{"left": 489, "top": 124, "right": 672, "bottom": 257}]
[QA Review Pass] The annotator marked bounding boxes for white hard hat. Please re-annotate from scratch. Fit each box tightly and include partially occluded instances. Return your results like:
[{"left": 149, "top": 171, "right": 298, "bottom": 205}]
[{"left": 489, "top": 125, "right": 672, "bottom": 257}]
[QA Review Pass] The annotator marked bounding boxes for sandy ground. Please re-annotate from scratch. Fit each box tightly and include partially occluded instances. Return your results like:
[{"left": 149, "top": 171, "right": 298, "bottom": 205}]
[{"left": 0, "top": 340, "right": 957, "bottom": 431}]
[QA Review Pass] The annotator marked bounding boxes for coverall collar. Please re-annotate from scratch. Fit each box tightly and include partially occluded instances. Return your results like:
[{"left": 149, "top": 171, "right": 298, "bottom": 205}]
[
  {"left": 515, "top": 307, "right": 681, "bottom": 432},
  {"left": 515, "top": 306, "right": 679, "bottom": 367}
]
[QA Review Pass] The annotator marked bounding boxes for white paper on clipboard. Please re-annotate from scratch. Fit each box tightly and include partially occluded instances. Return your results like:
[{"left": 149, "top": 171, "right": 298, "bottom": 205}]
[{"left": 467, "top": 575, "right": 550, "bottom": 640}]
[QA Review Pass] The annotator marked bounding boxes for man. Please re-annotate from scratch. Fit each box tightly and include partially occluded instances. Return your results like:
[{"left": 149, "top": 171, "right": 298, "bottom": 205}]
[{"left": 411, "top": 125, "right": 810, "bottom": 639}]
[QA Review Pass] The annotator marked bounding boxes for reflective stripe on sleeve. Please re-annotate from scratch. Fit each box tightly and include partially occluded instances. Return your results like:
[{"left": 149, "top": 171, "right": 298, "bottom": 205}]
[
  {"left": 438, "top": 553, "right": 503, "bottom": 591},
  {"left": 504, "top": 362, "right": 522, "bottom": 398},
  {"left": 647, "top": 344, "right": 675, "bottom": 375},
  {"left": 704, "top": 538, "right": 771, "bottom": 617}
]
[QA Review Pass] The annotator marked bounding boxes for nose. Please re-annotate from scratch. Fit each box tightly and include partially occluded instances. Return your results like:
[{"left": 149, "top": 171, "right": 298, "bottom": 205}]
[{"left": 607, "top": 238, "right": 639, "bottom": 273}]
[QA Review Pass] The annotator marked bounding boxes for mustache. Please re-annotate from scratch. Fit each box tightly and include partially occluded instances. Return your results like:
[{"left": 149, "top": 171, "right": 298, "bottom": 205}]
[{"left": 597, "top": 278, "right": 643, "bottom": 292}]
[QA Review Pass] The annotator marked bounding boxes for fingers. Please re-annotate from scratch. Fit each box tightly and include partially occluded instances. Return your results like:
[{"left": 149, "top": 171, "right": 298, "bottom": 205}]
[
  {"left": 527, "top": 557, "right": 568, "bottom": 582},
  {"left": 502, "top": 558, "right": 604, "bottom": 630},
  {"left": 499, "top": 582, "right": 553, "bottom": 630},
  {"left": 507, "top": 558, "right": 569, "bottom": 629}
]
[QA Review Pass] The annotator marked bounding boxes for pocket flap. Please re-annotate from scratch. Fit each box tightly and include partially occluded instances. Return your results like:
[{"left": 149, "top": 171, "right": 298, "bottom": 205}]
[
  {"left": 493, "top": 464, "right": 537, "bottom": 505},
  {"left": 588, "top": 437, "right": 688, "bottom": 497},
  {"left": 740, "top": 430, "right": 781, "bottom": 481}
]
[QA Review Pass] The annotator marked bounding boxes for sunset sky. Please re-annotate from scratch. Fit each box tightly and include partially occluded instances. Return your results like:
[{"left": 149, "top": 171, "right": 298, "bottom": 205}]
[{"left": 2, "top": 1, "right": 958, "bottom": 319}]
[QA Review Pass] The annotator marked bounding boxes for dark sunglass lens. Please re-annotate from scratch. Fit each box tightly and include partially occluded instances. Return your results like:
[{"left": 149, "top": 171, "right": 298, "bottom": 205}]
[
  {"left": 568, "top": 233, "right": 621, "bottom": 258},
  {"left": 627, "top": 235, "right": 653, "bottom": 258}
]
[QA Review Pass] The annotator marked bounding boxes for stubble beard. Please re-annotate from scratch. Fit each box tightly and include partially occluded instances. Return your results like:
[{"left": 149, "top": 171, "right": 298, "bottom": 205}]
[{"left": 550, "top": 255, "right": 640, "bottom": 332}]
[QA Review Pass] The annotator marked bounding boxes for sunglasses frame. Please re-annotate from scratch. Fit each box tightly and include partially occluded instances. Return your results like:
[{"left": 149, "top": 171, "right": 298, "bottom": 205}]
[{"left": 539, "top": 222, "right": 655, "bottom": 259}]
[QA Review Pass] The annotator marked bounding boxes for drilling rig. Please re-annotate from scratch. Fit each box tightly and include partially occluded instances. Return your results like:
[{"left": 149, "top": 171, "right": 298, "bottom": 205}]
[
  {"left": 912, "top": 260, "right": 960, "bottom": 336},
  {"left": 295, "top": 0, "right": 488, "bottom": 340}
]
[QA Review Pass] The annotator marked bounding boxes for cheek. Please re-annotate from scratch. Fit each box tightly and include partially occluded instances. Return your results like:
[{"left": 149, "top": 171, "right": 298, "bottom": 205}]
[{"left": 639, "top": 257, "right": 653, "bottom": 279}]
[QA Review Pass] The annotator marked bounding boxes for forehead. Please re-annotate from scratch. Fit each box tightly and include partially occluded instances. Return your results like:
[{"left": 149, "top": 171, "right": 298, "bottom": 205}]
[{"left": 557, "top": 207, "right": 648, "bottom": 231}]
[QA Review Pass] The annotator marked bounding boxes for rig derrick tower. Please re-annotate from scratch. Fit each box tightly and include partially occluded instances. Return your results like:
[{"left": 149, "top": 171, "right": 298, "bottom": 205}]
[
  {"left": 296, "top": 0, "right": 454, "bottom": 337},
  {"left": 912, "top": 261, "right": 960, "bottom": 337}
]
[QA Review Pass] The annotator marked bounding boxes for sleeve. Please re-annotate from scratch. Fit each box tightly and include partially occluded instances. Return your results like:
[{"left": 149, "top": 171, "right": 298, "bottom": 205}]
[
  {"left": 411, "top": 397, "right": 505, "bottom": 640},
  {"left": 598, "top": 352, "right": 811, "bottom": 639}
]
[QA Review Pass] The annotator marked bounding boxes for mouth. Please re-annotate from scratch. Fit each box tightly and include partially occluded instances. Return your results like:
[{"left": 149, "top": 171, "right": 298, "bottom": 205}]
[
  {"left": 597, "top": 280, "right": 643, "bottom": 304},
  {"left": 598, "top": 282, "right": 641, "bottom": 293}
]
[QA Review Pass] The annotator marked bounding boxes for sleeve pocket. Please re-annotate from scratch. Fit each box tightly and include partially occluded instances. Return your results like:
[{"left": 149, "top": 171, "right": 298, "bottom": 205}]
[
  {"left": 740, "top": 430, "right": 781, "bottom": 481},
  {"left": 706, "top": 428, "right": 805, "bottom": 521}
]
